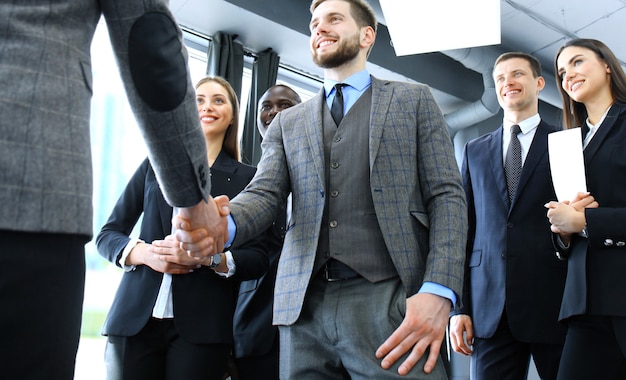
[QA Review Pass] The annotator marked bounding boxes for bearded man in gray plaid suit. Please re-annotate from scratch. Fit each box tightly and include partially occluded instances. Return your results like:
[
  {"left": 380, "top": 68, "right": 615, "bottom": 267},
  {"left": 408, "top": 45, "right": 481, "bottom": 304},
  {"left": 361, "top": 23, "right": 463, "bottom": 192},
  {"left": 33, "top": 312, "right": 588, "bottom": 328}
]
[{"left": 175, "top": 0, "right": 467, "bottom": 378}]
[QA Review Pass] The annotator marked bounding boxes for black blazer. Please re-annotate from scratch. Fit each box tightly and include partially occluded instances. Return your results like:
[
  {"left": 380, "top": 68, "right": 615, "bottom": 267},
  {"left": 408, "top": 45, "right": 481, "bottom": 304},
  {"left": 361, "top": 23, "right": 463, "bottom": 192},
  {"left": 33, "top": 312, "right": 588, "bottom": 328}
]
[
  {"left": 458, "top": 120, "right": 567, "bottom": 344},
  {"left": 96, "top": 151, "right": 275, "bottom": 345},
  {"left": 557, "top": 103, "right": 626, "bottom": 325}
]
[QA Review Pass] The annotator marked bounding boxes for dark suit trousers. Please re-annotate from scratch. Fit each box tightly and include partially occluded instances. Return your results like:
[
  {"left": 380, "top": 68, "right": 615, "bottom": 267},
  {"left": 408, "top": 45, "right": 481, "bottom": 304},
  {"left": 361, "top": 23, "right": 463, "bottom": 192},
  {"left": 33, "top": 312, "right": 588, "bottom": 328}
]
[
  {"left": 104, "top": 318, "right": 231, "bottom": 380},
  {"left": 556, "top": 315, "right": 626, "bottom": 380},
  {"left": 471, "top": 311, "right": 562, "bottom": 380},
  {"left": 234, "top": 337, "right": 279, "bottom": 380},
  {"left": 0, "top": 230, "right": 87, "bottom": 380}
]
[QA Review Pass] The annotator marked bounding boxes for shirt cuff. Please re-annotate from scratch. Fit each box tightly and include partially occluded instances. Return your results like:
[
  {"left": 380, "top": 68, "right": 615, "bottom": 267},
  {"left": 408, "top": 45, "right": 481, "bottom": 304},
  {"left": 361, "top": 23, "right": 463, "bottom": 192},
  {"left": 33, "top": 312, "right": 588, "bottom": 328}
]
[
  {"left": 555, "top": 234, "right": 570, "bottom": 250},
  {"left": 119, "top": 238, "right": 144, "bottom": 272},
  {"left": 419, "top": 281, "right": 456, "bottom": 307},
  {"left": 226, "top": 215, "right": 236, "bottom": 248},
  {"left": 213, "top": 250, "right": 236, "bottom": 278}
]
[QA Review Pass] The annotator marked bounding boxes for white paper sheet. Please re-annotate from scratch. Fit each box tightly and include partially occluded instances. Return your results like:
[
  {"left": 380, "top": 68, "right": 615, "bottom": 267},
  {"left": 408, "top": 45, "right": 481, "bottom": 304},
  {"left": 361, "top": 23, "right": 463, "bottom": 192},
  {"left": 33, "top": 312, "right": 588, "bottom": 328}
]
[{"left": 548, "top": 127, "right": 587, "bottom": 202}]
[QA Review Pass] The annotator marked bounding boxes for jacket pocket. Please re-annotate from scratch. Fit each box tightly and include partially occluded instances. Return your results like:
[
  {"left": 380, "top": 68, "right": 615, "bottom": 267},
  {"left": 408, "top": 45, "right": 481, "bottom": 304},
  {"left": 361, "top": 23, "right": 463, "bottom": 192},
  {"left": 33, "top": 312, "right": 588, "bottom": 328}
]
[{"left": 469, "top": 250, "right": 482, "bottom": 267}]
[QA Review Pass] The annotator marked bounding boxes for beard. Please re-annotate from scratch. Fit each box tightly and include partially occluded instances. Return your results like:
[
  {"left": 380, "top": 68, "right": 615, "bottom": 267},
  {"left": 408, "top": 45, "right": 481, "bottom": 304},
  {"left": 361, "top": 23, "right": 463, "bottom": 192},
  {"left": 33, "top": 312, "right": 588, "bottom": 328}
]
[{"left": 312, "top": 32, "right": 361, "bottom": 69}]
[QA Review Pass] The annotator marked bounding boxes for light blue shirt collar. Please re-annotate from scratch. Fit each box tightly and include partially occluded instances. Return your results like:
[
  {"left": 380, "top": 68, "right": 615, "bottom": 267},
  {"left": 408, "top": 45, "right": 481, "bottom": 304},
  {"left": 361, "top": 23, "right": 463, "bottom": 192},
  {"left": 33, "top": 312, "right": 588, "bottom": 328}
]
[{"left": 324, "top": 70, "right": 372, "bottom": 114}]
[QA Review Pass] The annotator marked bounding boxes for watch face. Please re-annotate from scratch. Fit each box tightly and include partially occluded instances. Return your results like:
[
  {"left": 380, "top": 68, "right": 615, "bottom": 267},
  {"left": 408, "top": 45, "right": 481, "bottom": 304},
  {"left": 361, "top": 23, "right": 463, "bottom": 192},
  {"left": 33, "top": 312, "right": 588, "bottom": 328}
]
[{"left": 210, "top": 253, "right": 222, "bottom": 268}]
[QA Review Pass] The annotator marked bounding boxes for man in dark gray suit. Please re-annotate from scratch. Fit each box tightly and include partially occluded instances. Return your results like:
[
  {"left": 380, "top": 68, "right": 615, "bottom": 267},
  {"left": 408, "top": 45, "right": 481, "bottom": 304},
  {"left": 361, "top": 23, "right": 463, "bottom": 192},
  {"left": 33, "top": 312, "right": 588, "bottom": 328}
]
[
  {"left": 0, "top": 2, "right": 227, "bottom": 379},
  {"left": 176, "top": 0, "right": 466, "bottom": 378}
]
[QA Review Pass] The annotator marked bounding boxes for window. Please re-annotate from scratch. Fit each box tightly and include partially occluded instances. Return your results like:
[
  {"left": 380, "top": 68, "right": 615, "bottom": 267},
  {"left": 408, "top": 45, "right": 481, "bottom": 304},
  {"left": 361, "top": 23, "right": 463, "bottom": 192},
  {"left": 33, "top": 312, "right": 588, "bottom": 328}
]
[{"left": 76, "top": 19, "right": 322, "bottom": 380}]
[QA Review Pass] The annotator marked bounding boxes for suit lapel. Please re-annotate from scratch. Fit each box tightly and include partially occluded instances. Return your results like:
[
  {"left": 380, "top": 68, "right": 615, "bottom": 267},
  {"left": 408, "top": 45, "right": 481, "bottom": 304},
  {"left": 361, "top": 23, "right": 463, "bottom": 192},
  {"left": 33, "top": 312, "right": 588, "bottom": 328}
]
[
  {"left": 584, "top": 103, "right": 624, "bottom": 164},
  {"left": 515, "top": 121, "right": 550, "bottom": 203},
  {"left": 304, "top": 90, "right": 327, "bottom": 187},
  {"left": 211, "top": 151, "right": 238, "bottom": 174},
  {"left": 488, "top": 127, "right": 510, "bottom": 208},
  {"left": 369, "top": 77, "right": 392, "bottom": 170}
]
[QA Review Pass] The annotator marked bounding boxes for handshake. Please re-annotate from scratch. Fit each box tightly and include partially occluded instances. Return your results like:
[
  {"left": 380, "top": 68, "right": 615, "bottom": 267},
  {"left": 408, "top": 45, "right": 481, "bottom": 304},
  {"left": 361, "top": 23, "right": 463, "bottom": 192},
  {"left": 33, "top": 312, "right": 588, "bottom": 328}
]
[{"left": 172, "top": 195, "right": 232, "bottom": 260}]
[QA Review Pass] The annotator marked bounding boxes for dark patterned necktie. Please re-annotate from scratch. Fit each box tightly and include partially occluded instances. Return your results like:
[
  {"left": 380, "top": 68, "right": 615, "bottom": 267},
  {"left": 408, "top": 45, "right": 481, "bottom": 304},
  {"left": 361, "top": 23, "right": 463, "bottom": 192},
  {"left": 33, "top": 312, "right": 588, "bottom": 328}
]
[
  {"left": 330, "top": 83, "right": 345, "bottom": 126},
  {"left": 505, "top": 124, "right": 522, "bottom": 203}
]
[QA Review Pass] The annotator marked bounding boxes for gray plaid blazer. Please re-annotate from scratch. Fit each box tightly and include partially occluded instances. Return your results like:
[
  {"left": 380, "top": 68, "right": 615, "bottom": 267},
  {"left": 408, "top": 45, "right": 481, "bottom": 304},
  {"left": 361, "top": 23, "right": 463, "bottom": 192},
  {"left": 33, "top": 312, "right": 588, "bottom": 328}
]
[
  {"left": 0, "top": 0, "right": 209, "bottom": 236},
  {"left": 230, "top": 76, "right": 467, "bottom": 325}
]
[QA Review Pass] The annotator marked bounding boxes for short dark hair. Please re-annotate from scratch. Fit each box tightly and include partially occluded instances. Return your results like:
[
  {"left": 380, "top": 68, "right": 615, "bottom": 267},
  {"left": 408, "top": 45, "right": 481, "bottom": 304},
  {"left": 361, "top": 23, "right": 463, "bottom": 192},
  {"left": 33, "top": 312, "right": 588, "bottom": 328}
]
[
  {"left": 494, "top": 52, "right": 542, "bottom": 78},
  {"left": 273, "top": 84, "right": 302, "bottom": 104}
]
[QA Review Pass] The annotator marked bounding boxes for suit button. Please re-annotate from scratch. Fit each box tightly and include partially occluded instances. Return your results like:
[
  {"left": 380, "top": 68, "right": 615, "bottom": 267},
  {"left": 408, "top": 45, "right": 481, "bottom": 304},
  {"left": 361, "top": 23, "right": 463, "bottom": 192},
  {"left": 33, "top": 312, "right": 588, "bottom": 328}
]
[
  {"left": 329, "top": 220, "right": 338, "bottom": 228},
  {"left": 331, "top": 190, "right": 339, "bottom": 197},
  {"left": 617, "top": 241, "right": 625, "bottom": 247},
  {"left": 507, "top": 222, "right": 514, "bottom": 228},
  {"left": 604, "top": 238, "right": 614, "bottom": 247},
  {"left": 331, "top": 162, "right": 340, "bottom": 169}
]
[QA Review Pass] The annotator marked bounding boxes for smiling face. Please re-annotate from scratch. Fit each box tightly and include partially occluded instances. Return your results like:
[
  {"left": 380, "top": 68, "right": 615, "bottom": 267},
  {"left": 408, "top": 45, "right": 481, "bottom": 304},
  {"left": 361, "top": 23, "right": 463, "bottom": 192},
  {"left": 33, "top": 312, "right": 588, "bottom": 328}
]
[
  {"left": 309, "top": 0, "right": 367, "bottom": 70},
  {"left": 493, "top": 57, "right": 544, "bottom": 120},
  {"left": 556, "top": 45, "right": 612, "bottom": 106},
  {"left": 196, "top": 80, "right": 234, "bottom": 141},
  {"left": 257, "top": 86, "right": 301, "bottom": 138}
]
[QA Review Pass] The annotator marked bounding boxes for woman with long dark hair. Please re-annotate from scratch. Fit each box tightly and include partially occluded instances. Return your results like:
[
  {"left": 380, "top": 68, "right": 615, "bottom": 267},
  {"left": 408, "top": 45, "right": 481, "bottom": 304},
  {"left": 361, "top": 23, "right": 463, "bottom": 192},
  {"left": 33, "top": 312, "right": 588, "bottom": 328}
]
[{"left": 547, "top": 38, "right": 626, "bottom": 380}]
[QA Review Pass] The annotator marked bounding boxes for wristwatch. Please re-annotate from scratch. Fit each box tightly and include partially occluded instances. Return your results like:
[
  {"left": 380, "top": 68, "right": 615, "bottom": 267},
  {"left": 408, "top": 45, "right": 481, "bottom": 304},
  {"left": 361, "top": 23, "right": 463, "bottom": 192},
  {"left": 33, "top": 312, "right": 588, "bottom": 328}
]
[{"left": 209, "top": 253, "right": 223, "bottom": 268}]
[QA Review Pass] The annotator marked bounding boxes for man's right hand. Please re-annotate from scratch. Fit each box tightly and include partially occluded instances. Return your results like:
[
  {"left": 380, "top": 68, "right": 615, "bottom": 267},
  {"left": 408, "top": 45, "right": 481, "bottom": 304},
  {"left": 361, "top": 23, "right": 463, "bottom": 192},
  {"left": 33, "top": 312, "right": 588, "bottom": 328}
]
[
  {"left": 174, "top": 195, "right": 230, "bottom": 259},
  {"left": 449, "top": 314, "right": 474, "bottom": 356}
]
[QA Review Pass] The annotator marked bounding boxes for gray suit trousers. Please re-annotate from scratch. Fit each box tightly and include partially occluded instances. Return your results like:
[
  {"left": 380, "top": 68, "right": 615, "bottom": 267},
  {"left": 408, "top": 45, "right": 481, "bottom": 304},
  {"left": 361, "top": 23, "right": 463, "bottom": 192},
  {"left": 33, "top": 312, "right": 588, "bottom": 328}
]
[{"left": 278, "top": 276, "right": 448, "bottom": 379}]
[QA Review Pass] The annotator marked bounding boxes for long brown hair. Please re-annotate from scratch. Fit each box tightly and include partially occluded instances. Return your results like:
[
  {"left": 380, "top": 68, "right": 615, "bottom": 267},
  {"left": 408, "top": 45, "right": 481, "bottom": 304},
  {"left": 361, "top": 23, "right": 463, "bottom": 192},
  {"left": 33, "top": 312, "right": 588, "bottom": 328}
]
[
  {"left": 555, "top": 39, "right": 626, "bottom": 129},
  {"left": 195, "top": 76, "right": 240, "bottom": 160}
]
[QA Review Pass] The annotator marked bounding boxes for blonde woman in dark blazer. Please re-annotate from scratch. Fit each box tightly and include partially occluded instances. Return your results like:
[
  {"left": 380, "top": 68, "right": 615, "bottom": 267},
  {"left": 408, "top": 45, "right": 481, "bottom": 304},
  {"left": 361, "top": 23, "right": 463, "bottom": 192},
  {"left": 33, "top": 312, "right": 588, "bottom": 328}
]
[{"left": 97, "top": 77, "right": 276, "bottom": 380}]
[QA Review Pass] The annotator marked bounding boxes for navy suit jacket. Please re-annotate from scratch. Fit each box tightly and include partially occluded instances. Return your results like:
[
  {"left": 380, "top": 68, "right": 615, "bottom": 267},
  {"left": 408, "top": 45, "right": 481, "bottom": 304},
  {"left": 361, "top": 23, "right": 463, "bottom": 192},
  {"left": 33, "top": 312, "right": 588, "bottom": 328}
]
[
  {"left": 97, "top": 152, "right": 275, "bottom": 345},
  {"left": 459, "top": 120, "right": 567, "bottom": 344}
]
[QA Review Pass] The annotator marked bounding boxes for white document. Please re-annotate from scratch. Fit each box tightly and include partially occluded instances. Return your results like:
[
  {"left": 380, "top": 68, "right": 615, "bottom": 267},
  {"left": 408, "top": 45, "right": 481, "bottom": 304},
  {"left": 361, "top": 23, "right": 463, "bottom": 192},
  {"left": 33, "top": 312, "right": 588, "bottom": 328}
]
[{"left": 548, "top": 127, "right": 587, "bottom": 202}]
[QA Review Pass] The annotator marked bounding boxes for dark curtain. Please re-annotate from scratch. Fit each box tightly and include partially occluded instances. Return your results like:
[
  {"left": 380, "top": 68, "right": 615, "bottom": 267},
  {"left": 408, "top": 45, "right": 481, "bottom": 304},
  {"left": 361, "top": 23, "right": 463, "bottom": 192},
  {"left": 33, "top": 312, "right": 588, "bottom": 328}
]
[
  {"left": 241, "top": 48, "right": 280, "bottom": 166},
  {"left": 206, "top": 32, "right": 244, "bottom": 101}
]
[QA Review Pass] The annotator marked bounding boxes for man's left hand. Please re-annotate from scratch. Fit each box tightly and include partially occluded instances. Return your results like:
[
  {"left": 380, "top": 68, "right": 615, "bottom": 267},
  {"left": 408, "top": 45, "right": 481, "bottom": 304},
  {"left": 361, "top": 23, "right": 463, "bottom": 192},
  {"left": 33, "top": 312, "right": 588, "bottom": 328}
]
[{"left": 376, "top": 292, "right": 450, "bottom": 376}]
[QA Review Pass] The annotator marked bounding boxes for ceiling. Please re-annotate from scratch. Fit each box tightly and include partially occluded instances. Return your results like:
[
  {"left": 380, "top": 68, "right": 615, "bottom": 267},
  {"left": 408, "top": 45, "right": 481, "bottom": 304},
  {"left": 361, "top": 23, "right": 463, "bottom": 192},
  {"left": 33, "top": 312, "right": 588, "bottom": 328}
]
[{"left": 169, "top": 0, "right": 626, "bottom": 129}]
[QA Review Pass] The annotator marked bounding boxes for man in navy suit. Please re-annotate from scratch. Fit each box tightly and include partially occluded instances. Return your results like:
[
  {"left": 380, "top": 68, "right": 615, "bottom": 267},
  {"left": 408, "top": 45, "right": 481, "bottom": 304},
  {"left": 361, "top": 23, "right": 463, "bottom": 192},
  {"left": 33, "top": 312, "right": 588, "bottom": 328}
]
[{"left": 450, "top": 52, "right": 567, "bottom": 380}]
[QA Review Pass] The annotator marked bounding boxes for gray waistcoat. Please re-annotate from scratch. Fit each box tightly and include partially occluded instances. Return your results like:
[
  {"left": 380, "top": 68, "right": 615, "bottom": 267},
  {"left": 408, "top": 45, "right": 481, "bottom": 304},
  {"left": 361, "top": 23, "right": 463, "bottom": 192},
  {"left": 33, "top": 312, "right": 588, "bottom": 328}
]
[{"left": 314, "top": 87, "right": 398, "bottom": 282}]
